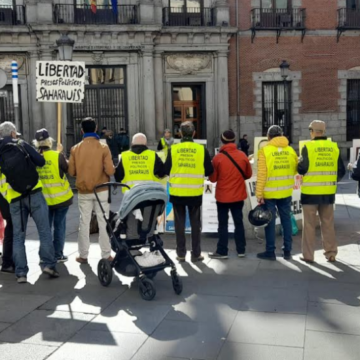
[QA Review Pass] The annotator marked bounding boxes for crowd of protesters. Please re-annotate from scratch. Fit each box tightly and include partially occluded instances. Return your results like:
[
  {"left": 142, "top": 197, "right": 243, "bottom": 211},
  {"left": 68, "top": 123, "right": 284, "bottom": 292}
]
[{"left": 0, "top": 117, "right": 347, "bottom": 283}]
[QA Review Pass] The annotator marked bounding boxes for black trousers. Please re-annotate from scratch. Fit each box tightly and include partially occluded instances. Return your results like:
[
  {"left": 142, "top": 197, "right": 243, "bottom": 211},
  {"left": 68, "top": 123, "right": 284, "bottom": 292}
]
[
  {"left": 0, "top": 195, "right": 14, "bottom": 268},
  {"left": 173, "top": 204, "right": 201, "bottom": 258},
  {"left": 216, "top": 201, "right": 246, "bottom": 255}
]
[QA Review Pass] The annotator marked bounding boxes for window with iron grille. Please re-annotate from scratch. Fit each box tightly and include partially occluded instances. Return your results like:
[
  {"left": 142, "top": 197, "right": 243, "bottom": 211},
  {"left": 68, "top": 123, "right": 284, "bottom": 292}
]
[
  {"left": 347, "top": 79, "right": 360, "bottom": 141},
  {"left": 262, "top": 81, "right": 292, "bottom": 140}
]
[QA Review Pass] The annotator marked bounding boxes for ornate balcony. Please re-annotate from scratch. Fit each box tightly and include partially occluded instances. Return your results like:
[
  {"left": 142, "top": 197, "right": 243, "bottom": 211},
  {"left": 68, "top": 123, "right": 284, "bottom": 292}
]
[
  {"left": 162, "top": 7, "right": 215, "bottom": 27},
  {"left": 0, "top": 5, "right": 26, "bottom": 25},
  {"left": 338, "top": 8, "right": 360, "bottom": 41}
]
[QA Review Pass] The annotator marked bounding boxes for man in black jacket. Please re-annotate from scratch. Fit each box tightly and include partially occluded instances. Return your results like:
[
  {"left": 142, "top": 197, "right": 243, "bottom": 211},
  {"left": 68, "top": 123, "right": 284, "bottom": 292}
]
[
  {"left": 115, "top": 133, "right": 165, "bottom": 184},
  {"left": 298, "top": 120, "right": 345, "bottom": 263}
]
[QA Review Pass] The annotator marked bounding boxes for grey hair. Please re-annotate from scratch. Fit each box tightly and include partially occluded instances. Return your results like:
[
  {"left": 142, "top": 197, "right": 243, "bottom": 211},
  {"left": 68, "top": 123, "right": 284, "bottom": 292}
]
[
  {"left": 132, "top": 133, "right": 147, "bottom": 146},
  {"left": 0, "top": 121, "right": 16, "bottom": 137},
  {"left": 33, "top": 137, "right": 54, "bottom": 150},
  {"left": 164, "top": 129, "right": 171, "bottom": 134},
  {"left": 180, "top": 121, "right": 195, "bottom": 138}
]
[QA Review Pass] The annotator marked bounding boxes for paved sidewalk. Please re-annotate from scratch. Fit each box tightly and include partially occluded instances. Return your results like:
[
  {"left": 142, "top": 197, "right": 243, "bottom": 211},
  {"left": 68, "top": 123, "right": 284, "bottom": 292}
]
[{"left": 0, "top": 181, "right": 360, "bottom": 360}]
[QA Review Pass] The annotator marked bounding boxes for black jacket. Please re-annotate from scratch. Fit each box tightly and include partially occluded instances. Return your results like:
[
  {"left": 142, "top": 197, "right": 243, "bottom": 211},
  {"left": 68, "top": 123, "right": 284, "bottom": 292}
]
[
  {"left": 298, "top": 137, "right": 346, "bottom": 205},
  {"left": 114, "top": 145, "right": 165, "bottom": 182},
  {"left": 164, "top": 139, "right": 214, "bottom": 206},
  {"left": 238, "top": 139, "right": 250, "bottom": 156}
]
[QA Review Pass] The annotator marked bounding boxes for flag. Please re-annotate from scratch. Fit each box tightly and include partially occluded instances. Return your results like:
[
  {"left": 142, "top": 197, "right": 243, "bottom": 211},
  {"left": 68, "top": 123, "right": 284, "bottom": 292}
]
[
  {"left": 111, "top": 0, "right": 118, "bottom": 16},
  {"left": 91, "top": 0, "right": 97, "bottom": 13}
]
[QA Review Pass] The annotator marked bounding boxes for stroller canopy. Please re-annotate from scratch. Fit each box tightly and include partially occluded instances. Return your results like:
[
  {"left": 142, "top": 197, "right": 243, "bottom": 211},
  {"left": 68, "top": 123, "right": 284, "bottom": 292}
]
[{"left": 119, "top": 182, "right": 168, "bottom": 220}]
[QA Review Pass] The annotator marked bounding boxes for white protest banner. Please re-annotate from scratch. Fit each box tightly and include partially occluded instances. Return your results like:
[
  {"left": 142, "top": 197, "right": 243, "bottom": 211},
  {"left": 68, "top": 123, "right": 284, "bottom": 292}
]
[
  {"left": 202, "top": 181, "right": 235, "bottom": 233},
  {"left": 36, "top": 61, "right": 85, "bottom": 103},
  {"left": 245, "top": 176, "right": 302, "bottom": 225}
]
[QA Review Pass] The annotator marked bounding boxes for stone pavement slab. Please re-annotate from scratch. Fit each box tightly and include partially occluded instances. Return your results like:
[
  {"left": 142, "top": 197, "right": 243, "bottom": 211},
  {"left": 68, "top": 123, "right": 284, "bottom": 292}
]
[
  {"left": 0, "top": 343, "right": 56, "bottom": 360},
  {"left": 228, "top": 312, "right": 306, "bottom": 348},
  {"left": 217, "top": 342, "right": 304, "bottom": 360},
  {"left": 47, "top": 330, "right": 147, "bottom": 360},
  {"left": 304, "top": 331, "right": 360, "bottom": 360},
  {"left": 0, "top": 310, "right": 94, "bottom": 346}
]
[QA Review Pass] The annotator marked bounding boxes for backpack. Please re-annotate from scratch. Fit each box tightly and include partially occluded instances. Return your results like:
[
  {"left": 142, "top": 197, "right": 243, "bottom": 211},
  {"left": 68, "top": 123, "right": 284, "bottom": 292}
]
[{"left": 0, "top": 140, "right": 39, "bottom": 195}]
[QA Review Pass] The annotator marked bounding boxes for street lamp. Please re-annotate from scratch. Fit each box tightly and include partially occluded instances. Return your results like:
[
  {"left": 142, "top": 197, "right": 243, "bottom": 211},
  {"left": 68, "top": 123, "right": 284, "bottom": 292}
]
[
  {"left": 279, "top": 60, "right": 290, "bottom": 141},
  {"left": 56, "top": 34, "right": 75, "bottom": 61},
  {"left": 56, "top": 34, "right": 75, "bottom": 152}
]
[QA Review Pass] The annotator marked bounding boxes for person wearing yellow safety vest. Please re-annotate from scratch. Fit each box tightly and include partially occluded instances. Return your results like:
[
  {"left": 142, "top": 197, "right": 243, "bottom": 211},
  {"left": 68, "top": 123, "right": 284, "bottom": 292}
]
[
  {"left": 0, "top": 122, "right": 59, "bottom": 284},
  {"left": 298, "top": 120, "right": 345, "bottom": 263},
  {"left": 164, "top": 121, "right": 213, "bottom": 263},
  {"left": 115, "top": 133, "right": 166, "bottom": 189},
  {"left": 256, "top": 125, "right": 298, "bottom": 261},
  {"left": 157, "top": 129, "right": 174, "bottom": 159},
  {"left": 34, "top": 129, "right": 74, "bottom": 263}
]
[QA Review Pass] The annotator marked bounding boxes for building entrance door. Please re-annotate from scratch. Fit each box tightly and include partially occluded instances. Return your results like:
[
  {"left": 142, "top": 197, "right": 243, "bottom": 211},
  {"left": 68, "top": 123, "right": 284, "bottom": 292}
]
[
  {"left": 67, "top": 66, "right": 127, "bottom": 150},
  {"left": 172, "top": 84, "right": 205, "bottom": 139},
  {"left": 0, "top": 85, "right": 22, "bottom": 131}
]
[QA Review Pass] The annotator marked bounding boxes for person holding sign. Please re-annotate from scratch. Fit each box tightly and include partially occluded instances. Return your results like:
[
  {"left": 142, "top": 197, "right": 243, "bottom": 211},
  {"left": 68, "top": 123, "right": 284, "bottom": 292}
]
[
  {"left": 115, "top": 133, "right": 165, "bottom": 190},
  {"left": 298, "top": 120, "right": 345, "bottom": 263},
  {"left": 256, "top": 125, "right": 298, "bottom": 261},
  {"left": 164, "top": 121, "right": 213, "bottom": 262},
  {"left": 33, "top": 129, "right": 73, "bottom": 263}
]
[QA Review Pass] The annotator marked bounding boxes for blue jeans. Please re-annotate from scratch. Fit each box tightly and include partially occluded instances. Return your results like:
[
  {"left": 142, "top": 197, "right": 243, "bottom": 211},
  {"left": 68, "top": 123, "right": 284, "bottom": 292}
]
[
  {"left": 49, "top": 206, "right": 69, "bottom": 259},
  {"left": 217, "top": 201, "right": 246, "bottom": 255},
  {"left": 10, "top": 191, "right": 57, "bottom": 277},
  {"left": 264, "top": 196, "right": 292, "bottom": 253}
]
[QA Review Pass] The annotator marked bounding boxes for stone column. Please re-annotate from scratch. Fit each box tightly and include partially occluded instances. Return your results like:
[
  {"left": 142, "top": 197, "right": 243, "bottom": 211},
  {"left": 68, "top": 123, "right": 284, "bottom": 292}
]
[
  {"left": 40, "top": 50, "right": 57, "bottom": 140},
  {"left": 217, "top": 50, "right": 230, "bottom": 133},
  {"left": 213, "top": 0, "right": 230, "bottom": 26},
  {"left": 142, "top": 48, "right": 156, "bottom": 144},
  {"left": 139, "top": 0, "right": 155, "bottom": 25},
  {"left": 26, "top": 0, "right": 53, "bottom": 24},
  {"left": 28, "top": 51, "right": 42, "bottom": 137},
  {"left": 154, "top": 52, "right": 165, "bottom": 139}
]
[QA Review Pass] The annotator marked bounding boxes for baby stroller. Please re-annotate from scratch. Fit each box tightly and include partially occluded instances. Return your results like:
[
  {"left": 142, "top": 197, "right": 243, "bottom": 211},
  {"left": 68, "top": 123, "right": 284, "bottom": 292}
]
[{"left": 94, "top": 182, "right": 183, "bottom": 301}]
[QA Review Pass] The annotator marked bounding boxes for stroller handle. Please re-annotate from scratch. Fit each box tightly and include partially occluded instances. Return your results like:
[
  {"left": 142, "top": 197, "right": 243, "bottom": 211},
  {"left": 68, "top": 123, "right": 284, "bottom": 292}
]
[{"left": 93, "top": 182, "right": 130, "bottom": 193}]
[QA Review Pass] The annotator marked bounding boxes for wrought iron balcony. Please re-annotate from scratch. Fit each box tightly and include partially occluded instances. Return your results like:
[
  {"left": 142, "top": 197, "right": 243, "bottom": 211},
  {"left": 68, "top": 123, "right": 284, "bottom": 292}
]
[
  {"left": 54, "top": 4, "right": 138, "bottom": 25},
  {"left": 338, "top": 8, "right": 360, "bottom": 29},
  {"left": 251, "top": 7, "right": 306, "bottom": 42},
  {"left": 163, "top": 7, "right": 215, "bottom": 27},
  {"left": 0, "top": 5, "right": 26, "bottom": 25}
]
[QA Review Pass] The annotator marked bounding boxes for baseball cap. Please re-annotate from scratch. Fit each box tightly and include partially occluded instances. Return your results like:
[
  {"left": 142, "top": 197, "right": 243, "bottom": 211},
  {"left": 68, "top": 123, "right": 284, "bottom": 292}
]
[
  {"left": 35, "top": 128, "right": 50, "bottom": 141},
  {"left": 267, "top": 125, "right": 283, "bottom": 138},
  {"left": 309, "top": 120, "right": 326, "bottom": 132}
]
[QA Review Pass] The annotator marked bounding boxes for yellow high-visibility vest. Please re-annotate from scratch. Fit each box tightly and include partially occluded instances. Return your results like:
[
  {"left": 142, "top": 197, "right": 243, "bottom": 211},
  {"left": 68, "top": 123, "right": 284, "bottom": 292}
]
[
  {"left": 0, "top": 171, "right": 42, "bottom": 204},
  {"left": 263, "top": 145, "right": 297, "bottom": 199},
  {"left": 169, "top": 142, "right": 205, "bottom": 197},
  {"left": 302, "top": 139, "right": 339, "bottom": 195},
  {"left": 160, "top": 137, "right": 169, "bottom": 158},
  {"left": 121, "top": 149, "right": 158, "bottom": 192},
  {"left": 37, "top": 150, "right": 73, "bottom": 206}
]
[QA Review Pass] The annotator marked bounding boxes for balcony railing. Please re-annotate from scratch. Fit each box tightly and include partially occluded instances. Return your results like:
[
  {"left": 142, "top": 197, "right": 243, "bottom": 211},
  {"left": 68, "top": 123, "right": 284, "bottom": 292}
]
[
  {"left": 251, "top": 8, "right": 306, "bottom": 29},
  {"left": 338, "top": 8, "right": 360, "bottom": 29},
  {"left": 163, "top": 7, "right": 215, "bottom": 26},
  {"left": 0, "top": 5, "right": 26, "bottom": 25},
  {"left": 54, "top": 4, "right": 138, "bottom": 25}
]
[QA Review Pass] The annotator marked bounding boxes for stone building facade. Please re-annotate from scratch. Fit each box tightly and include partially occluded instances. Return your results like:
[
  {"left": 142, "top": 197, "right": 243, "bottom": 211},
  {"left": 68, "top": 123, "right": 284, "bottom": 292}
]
[
  {"left": 0, "top": 0, "right": 235, "bottom": 152},
  {"left": 229, "top": 0, "right": 360, "bottom": 157}
]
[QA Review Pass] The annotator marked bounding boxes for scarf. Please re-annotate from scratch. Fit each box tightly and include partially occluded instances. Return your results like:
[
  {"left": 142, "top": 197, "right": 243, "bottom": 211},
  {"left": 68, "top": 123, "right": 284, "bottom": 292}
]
[{"left": 164, "top": 137, "right": 174, "bottom": 147}]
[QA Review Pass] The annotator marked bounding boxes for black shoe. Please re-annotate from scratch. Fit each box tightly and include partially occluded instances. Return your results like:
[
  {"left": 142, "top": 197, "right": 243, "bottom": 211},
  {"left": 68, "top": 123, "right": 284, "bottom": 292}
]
[
  {"left": 283, "top": 251, "right": 292, "bottom": 260},
  {"left": 257, "top": 251, "right": 276, "bottom": 261},
  {"left": 209, "top": 252, "right": 229, "bottom": 259},
  {"left": 57, "top": 255, "right": 68, "bottom": 263},
  {"left": 1, "top": 266, "right": 15, "bottom": 273}
]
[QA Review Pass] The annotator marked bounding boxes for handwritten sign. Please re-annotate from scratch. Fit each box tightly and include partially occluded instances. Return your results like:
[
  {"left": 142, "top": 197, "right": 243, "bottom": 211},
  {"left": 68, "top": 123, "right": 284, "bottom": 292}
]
[{"left": 36, "top": 61, "right": 85, "bottom": 103}]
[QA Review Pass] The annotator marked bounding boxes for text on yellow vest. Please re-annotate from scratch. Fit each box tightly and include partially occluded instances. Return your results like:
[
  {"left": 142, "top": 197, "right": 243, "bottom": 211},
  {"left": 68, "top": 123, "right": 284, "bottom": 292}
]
[
  {"left": 263, "top": 145, "right": 297, "bottom": 199},
  {"left": 301, "top": 139, "right": 339, "bottom": 195},
  {"left": 121, "top": 149, "right": 157, "bottom": 192},
  {"left": 37, "top": 150, "right": 73, "bottom": 206},
  {"left": 169, "top": 142, "right": 205, "bottom": 197}
]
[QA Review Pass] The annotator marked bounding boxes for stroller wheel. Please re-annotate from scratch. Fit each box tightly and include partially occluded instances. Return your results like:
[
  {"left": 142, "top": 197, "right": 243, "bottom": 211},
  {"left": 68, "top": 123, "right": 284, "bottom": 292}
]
[
  {"left": 139, "top": 278, "right": 156, "bottom": 301},
  {"left": 171, "top": 271, "right": 183, "bottom": 295},
  {"left": 98, "top": 259, "right": 113, "bottom": 287}
]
